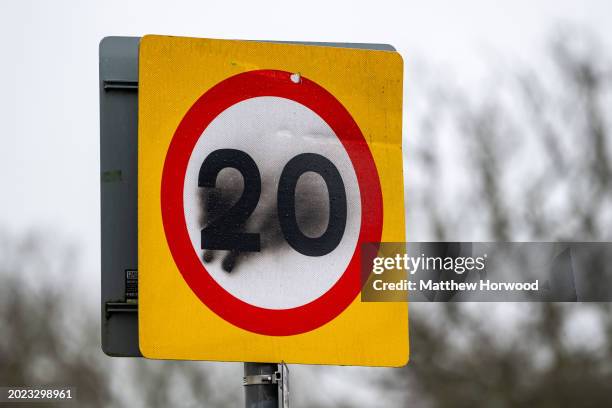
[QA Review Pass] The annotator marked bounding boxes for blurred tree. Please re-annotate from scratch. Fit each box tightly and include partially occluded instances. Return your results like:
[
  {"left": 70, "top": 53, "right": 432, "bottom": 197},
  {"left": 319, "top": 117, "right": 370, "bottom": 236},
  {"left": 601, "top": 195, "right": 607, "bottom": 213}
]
[
  {"left": 0, "top": 232, "right": 240, "bottom": 408},
  {"left": 0, "top": 232, "right": 111, "bottom": 407},
  {"left": 392, "top": 27, "right": 612, "bottom": 407}
]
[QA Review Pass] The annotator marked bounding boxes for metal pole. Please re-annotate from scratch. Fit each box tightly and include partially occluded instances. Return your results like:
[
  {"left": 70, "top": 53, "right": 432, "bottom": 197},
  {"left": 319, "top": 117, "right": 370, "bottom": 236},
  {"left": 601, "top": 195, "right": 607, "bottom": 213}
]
[{"left": 244, "top": 362, "right": 279, "bottom": 408}]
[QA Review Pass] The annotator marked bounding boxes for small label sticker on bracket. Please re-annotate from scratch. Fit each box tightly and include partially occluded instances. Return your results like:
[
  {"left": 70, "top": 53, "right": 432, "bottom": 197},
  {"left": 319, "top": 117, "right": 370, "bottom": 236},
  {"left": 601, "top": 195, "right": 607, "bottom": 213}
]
[{"left": 125, "top": 269, "right": 138, "bottom": 302}]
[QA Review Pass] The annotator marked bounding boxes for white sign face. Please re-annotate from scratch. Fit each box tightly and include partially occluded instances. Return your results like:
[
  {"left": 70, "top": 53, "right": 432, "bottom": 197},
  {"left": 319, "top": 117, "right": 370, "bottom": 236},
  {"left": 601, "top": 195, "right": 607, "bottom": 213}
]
[{"left": 183, "top": 96, "right": 361, "bottom": 309}]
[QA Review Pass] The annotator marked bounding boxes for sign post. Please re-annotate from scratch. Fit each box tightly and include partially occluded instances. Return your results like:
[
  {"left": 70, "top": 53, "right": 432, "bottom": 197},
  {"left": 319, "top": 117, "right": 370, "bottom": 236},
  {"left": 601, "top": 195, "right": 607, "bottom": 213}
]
[{"left": 243, "top": 363, "right": 279, "bottom": 408}]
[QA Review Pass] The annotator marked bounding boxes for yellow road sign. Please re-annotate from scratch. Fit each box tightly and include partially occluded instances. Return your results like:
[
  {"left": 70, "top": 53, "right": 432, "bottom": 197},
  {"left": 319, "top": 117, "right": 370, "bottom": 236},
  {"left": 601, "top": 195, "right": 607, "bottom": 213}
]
[{"left": 138, "top": 35, "right": 407, "bottom": 366}]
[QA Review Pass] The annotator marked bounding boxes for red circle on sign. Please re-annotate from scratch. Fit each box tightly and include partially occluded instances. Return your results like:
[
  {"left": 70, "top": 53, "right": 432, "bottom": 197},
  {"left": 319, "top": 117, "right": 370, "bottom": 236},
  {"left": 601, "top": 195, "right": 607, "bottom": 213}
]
[{"left": 161, "top": 70, "right": 383, "bottom": 336}]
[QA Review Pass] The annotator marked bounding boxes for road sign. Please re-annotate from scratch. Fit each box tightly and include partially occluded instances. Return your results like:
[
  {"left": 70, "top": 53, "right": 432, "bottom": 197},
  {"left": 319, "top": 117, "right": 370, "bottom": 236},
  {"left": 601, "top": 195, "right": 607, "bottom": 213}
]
[{"left": 139, "top": 35, "right": 407, "bottom": 366}]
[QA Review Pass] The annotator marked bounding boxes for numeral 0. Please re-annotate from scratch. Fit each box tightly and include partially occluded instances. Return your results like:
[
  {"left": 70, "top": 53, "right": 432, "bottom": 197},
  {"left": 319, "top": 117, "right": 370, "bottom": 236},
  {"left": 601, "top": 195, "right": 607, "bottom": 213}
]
[
  {"left": 198, "top": 149, "right": 347, "bottom": 257},
  {"left": 277, "top": 153, "right": 347, "bottom": 256}
]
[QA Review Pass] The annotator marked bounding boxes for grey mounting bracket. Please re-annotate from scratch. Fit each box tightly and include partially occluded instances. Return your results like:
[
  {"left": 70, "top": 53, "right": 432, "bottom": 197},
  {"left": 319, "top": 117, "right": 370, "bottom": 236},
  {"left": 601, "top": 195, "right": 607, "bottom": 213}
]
[
  {"left": 100, "top": 36, "right": 141, "bottom": 357},
  {"left": 243, "top": 372, "right": 281, "bottom": 386},
  {"left": 105, "top": 301, "right": 138, "bottom": 319},
  {"left": 243, "top": 363, "right": 289, "bottom": 408}
]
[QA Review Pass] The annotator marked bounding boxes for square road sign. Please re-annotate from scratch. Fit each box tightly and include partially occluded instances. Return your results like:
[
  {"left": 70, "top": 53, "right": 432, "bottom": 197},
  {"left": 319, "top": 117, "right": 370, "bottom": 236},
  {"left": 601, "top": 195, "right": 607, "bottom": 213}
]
[{"left": 139, "top": 35, "right": 407, "bottom": 366}]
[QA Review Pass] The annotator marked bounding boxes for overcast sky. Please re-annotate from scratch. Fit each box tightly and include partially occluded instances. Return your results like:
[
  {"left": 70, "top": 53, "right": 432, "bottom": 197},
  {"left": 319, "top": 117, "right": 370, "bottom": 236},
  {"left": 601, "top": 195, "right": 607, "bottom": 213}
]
[{"left": 1, "top": 0, "right": 611, "bottom": 291}]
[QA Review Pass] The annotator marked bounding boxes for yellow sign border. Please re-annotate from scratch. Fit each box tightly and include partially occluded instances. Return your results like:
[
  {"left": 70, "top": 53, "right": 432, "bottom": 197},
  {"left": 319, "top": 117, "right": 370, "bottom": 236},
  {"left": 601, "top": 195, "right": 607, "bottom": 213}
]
[{"left": 138, "top": 35, "right": 408, "bottom": 366}]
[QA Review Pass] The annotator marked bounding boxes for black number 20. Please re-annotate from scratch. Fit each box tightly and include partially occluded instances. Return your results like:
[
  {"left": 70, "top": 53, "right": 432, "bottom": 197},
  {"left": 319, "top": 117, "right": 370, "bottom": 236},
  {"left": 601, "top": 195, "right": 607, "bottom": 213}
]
[{"left": 198, "top": 149, "right": 347, "bottom": 257}]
